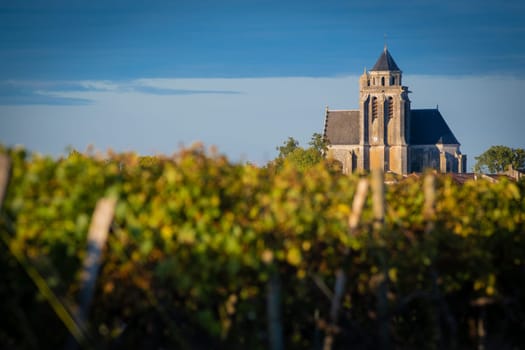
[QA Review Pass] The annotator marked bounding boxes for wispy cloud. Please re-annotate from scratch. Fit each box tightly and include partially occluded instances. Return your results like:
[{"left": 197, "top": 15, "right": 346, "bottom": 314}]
[
  {"left": 77, "top": 80, "right": 120, "bottom": 91},
  {"left": 132, "top": 85, "right": 240, "bottom": 96},
  {"left": 124, "top": 78, "right": 242, "bottom": 95},
  {"left": 0, "top": 81, "right": 92, "bottom": 105},
  {"left": 0, "top": 79, "right": 242, "bottom": 105}
]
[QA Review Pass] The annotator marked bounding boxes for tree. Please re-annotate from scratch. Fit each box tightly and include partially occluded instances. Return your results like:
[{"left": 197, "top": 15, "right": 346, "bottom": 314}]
[
  {"left": 269, "top": 133, "right": 331, "bottom": 172},
  {"left": 285, "top": 147, "right": 323, "bottom": 171},
  {"left": 276, "top": 137, "right": 299, "bottom": 158},
  {"left": 473, "top": 145, "right": 525, "bottom": 173},
  {"left": 308, "top": 132, "right": 329, "bottom": 156}
]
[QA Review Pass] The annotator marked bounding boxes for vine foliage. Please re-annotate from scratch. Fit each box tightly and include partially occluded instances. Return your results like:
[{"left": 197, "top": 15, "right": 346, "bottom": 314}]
[{"left": 0, "top": 145, "right": 524, "bottom": 349}]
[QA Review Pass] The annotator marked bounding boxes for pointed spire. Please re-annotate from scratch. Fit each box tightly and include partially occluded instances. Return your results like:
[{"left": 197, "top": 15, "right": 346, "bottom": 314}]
[{"left": 370, "top": 47, "right": 401, "bottom": 72}]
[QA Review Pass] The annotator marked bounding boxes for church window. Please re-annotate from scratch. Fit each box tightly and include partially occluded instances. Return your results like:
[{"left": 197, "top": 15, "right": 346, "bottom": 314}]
[
  {"left": 381, "top": 77, "right": 385, "bottom": 86},
  {"left": 391, "top": 76, "right": 395, "bottom": 85},
  {"left": 367, "top": 79, "right": 370, "bottom": 86},
  {"left": 388, "top": 97, "right": 394, "bottom": 118},
  {"left": 372, "top": 97, "right": 378, "bottom": 119}
]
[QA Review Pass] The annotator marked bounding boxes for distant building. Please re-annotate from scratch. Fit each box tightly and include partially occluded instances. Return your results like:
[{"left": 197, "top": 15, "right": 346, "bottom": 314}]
[{"left": 323, "top": 47, "right": 466, "bottom": 174}]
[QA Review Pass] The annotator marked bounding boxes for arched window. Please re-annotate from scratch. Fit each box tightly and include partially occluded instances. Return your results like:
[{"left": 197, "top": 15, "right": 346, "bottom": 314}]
[
  {"left": 367, "top": 79, "right": 370, "bottom": 86},
  {"left": 381, "top": 77, "right": 385, "bottom": 86},
  {"left": 390, "top": 76, "right": 395, "bottom": 85},
  {"left": 372, "top": 97, "right": 378, "bottom": 120},
  {"left": 386, "top": 97, "right": 395, "bottom": 145},
  {"left": 373, "top": 78, "right": 376, "bottom": 85}
]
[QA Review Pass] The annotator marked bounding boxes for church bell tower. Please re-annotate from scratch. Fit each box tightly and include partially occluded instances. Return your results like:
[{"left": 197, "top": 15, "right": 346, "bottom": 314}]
[{"left": 358, "top": 47, "right": 409, "bottom": 174}]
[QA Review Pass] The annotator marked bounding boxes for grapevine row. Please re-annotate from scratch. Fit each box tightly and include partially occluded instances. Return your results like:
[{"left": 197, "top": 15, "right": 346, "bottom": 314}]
[{"left": 0, "top": 145, "right": 524, "bottom": 349}]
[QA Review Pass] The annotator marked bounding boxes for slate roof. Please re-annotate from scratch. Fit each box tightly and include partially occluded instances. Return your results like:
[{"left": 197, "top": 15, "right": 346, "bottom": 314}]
[
  {"left": 370, "top": 48, "right": 401, "bottom": 71},
  {"left": 409, "top": 109, "right": 460, "bottom": 145},
  {"left": 324, "top": 110, "right": 360, "bottom": 145},
  {"left": 324, "top": 108, "right": 460, "bottom": 147}
]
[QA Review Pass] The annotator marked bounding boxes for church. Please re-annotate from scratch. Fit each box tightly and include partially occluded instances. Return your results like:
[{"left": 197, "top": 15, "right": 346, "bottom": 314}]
[{"left": 323, "top": 47, "right": 466, "bottom": 175}]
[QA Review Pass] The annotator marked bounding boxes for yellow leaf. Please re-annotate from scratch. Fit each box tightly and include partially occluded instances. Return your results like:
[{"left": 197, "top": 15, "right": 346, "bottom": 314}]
[
  {"left": 161, "top": 226, "right": 173, "bottom": 240},
  {"left": 286, "top": 247, "right": 302, "bottom": 266},
  {"left": 302, "top": 240, "right": 312, "bottom": 251},
  {"left": 388, "top": 268, "right": 398, "bottom": 283},
  {"left": 261, "top": 249, "right": 274, "bottom": 264},
  {"left": 474, "top": 280, "right": 484, "bottom": 291},
  {"left": 337, "top": 203, "right": 350, "bottom": 215}
]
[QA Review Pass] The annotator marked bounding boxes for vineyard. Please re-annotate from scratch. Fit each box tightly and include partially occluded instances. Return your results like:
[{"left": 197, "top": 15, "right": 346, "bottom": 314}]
[{"left": 1, "top": 145, "right": 524, "bottom": 350}]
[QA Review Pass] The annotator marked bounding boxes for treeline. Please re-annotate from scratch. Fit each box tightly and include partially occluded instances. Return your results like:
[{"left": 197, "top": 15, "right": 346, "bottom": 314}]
[{"left": 0, "top": 145, "right": 524, "bottom": 349}]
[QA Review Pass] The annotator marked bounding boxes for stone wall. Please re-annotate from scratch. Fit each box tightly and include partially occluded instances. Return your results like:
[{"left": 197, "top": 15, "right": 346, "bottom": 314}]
[
  {"left": 328, "top": 145, "right": 362, "bottom": 174},
  {"left": 409, "top": 145, "right": 464, "bottom": 173}
]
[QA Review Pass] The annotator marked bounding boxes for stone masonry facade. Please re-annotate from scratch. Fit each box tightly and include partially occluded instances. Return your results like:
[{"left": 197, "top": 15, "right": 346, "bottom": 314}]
[{"left": 323, "top": 47, "right": 466, "bottom": 175}]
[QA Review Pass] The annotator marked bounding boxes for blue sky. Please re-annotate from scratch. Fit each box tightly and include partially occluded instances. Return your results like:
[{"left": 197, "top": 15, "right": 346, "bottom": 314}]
[{"left": 1, "top": 0, "right": 524, "bottom": 167}]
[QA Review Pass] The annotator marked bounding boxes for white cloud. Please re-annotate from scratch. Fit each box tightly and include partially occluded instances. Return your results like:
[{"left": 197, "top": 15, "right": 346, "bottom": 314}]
[{"left": 77, "top": 80, "right": 121, "bottom": 91}]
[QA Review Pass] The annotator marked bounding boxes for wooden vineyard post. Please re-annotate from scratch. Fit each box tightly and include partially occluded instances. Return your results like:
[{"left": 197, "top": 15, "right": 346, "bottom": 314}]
[
  {"left": 424, "top": 174, "right": 458, "bottom": 348},
  {"left": 424, "top": 174, "right": 442, "bottom": 346},
  {"left": 78, "top": 197, "right": 116, "bottom": 323},
  {"left": 267, "top": 267, "right": 284, "bottom": 350},
  {"left": 470, "top": 297, "right": 492, "bottom": 350},
  {"left": 348, "top": 179, "right": 370, "bottom": 233},
  {"left": 322, "top": 178, "right": 369, "bottom": 350},
  {"left": 371, "top": 169, "right": 385, "bottom": 230},
  {"left": 423, "top": 174, "right": 436, "bottom": 233},
  {"left": 322, "top": 269, "right": 346, "bottom": 350},
  {"left": 371, "top": 169, "right": 389, "bottom": 350},
  {"left": 423, "top": 174, "right": 458, "bottom": 348},
  {"left": 66, "top": 197, "right": 116, "bottom": 350},
  {"left": 0, "top": 153, "right": 11, "bottom": 209}
]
